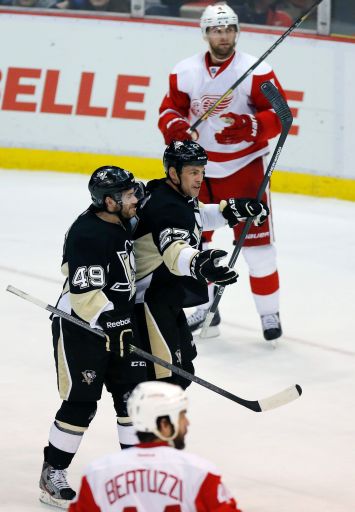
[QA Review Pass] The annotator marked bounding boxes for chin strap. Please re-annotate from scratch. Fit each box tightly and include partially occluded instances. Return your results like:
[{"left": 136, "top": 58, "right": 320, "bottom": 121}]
[
  {"left": 153, "top": 426, "right": 178, "bottom": 443},
  {"left": 176, "top": 180, "right": 185, "bottom": 197},
  {"left": 167, "top": 176, "right": 186, "bottom": 197},
  {"left": 108, "top": 198, "right": 124, "bottom": 220}
]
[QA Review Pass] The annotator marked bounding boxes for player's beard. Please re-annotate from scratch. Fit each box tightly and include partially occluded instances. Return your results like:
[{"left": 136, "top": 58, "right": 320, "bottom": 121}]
[
  {"left": 120, "top": 203, "right": 137, "bottom": 220},
  {"left": 173, "top": 433, "right": 186, "bottom": 450},
  {"left": 209, "top": 40, "right": 236, "bottom": 61}
]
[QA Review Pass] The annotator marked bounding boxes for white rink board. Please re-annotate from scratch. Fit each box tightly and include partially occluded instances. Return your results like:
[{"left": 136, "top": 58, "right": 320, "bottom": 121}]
[{"left": 0, "top": 11, "right": 354, "bottom": 178}]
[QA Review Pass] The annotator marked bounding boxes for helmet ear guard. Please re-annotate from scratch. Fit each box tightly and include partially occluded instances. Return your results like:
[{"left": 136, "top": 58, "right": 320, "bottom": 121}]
[
  {"left": 127, "top": 381, "right": 188, "bottom": 441},
  {"left": 200, "top": 3, "right": 239, "bottom": 40}
]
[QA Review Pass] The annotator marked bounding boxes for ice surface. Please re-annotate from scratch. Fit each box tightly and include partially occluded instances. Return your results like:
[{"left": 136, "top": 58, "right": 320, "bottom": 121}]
[{"left": 1, "top": 169, "right": 354, "bottom": 512}]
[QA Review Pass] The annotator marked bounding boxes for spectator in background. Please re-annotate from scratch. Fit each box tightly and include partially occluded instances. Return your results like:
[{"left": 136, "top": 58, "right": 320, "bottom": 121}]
[
  {"left": 233, "top": 0, "right": 293, "bottom": 27},
  {"left": 12, "top": 0, "right": 61, "bottom": 7},
  {"left": 145, "top": 0, "right": 185, "bottom": 17},
  {"left": 69, "top": 0, "right": 128, "bottom": 11},
  {"left": 274, "top": 0, "right": 316, "bottom": 22},
  {"left": 280, "top": 0, "right": 314, "bottom": 18}
]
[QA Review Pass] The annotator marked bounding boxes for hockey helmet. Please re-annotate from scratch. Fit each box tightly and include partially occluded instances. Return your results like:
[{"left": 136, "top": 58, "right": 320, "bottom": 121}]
[
  {"left": 89, "top": 165, "right": 142, "bottom": 208},
  {"left": 127, "top": 381, "right": 188, "bottom": 441},
  {"left": 200, "top": 3, "right": 239, "bottom": 39},
  {"left": 163, "top": 140, "right": 208, "bottom": 177}
]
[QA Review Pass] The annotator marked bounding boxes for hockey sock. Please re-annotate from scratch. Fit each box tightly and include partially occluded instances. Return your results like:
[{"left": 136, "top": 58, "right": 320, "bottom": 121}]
[
  {"left": 44, "top": 443, "right": 76, "bottom": 470},
  {"left": 46, "top": 420, "right": 86, "bottom": 469},
  {"left": 249, "top": 271, "right": 280, "bottom": 315},
  {"left": 243, "top": 244, "right": 280, "bottom": 315},
  {"left": 117, "top": 418, "right": 139, "bottom": 448}
]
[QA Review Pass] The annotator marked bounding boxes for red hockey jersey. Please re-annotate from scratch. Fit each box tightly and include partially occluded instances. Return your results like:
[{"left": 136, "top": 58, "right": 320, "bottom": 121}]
[{"left": 159, "top": 51, "right": 286, "bottom": 178}]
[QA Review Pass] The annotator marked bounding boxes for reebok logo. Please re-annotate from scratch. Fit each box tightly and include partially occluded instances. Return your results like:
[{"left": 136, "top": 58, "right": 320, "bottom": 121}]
[{"left": 107, "top": 319, "right": 130, "bottom": 328}]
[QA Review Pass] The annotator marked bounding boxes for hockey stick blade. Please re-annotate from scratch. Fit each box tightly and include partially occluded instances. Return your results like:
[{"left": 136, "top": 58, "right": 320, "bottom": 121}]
[
  {"left": 131, "top": 344, "right": 302, "bottom": 412},
  {"left": 199, "top": 82, "right": 292, "bottom": 338},
  {"left": 258, "top": 384, "right": 302, "bottom": 412},
  {"left": 260, "top": 81, "right": 293, "bottom": 132},
  {"left": 6, "top": 284, "right": 302, "bottom": 412}
]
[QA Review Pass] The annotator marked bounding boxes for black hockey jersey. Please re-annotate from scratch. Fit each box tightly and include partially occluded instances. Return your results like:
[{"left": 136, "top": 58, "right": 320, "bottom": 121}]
[
  {"left": 57, "top": 206, "right": 136, "bottom": 325},
  {"left": 134, "top": 179, "right": 208, "bottom": 308}
]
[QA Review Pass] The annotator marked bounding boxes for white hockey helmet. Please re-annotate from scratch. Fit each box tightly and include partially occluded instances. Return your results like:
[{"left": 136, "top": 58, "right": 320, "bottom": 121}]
[
  {"left": 200, "top": 3, "right": 240, "bottom": 39},
  {"left": 127, "top": 381, "right": 188, "bottom": 441}
]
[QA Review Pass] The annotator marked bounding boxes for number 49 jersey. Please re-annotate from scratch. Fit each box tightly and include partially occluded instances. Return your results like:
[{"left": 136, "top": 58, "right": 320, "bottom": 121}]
[
  {"left": 57, "top": 206, "right": 136, "bottom": 326},
  {"left": 68, "top": 443, "right": 242, "bottom": 512}
]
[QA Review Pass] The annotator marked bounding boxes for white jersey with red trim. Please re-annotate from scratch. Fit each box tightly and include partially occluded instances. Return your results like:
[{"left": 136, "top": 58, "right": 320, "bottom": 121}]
[
  {"left": 159, "top": 51, "right": 286, "bottom": 178},
  {"left": 68, "top": 442, "right": 241, "bottom": 512}
]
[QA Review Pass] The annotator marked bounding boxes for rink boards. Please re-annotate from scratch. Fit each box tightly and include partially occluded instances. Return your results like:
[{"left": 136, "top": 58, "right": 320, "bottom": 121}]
[{"left": 0, "top": 9, "right": 354, "bottom": 200}]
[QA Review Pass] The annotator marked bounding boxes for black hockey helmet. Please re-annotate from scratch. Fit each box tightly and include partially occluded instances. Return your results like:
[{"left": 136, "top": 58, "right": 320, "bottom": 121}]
[
  {"left": 89, "top": 165, "right": 138, "bottom": 208},
  {"left": 163, "top": 140, "right": 208, "bottom": 177}
]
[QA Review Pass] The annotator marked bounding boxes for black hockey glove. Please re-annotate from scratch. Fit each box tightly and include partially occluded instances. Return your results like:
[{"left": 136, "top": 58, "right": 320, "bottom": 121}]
[
  {"left": 190, "top": 249, "right": 238, "bottom": 286},
  {"left": 220, "top": 198, "right": 269, "bottom": 227},
  {"left": 98, "top": 310, "right": 133, "bottom": 356}
]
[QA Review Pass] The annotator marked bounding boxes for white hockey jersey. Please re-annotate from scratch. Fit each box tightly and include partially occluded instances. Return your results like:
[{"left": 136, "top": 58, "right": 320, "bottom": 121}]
[
  {"left": 68, "top": 442, "right": 241, "bottom": 512},
  {"left": 159, "top": 51, "right": 286, "bottom": 178}
]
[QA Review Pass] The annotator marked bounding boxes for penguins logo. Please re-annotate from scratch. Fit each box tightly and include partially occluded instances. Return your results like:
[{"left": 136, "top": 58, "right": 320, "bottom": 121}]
[
  {"left": 110, "top": 240, "right": 136, "bottom": 300},
  {"left": 81, "top": 370, "right": 97, "bottom": 385}
]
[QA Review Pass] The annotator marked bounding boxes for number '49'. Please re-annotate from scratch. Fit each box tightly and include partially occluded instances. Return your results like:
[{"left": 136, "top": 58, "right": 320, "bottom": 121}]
[{"left": 72, "top": 266, "right": 105, "bottom": 289}]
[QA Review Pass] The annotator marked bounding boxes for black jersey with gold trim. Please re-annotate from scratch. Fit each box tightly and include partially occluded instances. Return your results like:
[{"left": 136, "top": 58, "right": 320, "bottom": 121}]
[
  {"left": 134, "top": 179, "right": 208, "bottom": 307},
  {"left": 57, "top": 206, "right": 135, "bottom": 323}
]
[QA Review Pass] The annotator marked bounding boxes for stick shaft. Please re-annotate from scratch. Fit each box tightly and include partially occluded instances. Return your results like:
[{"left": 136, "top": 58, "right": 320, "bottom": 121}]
[{"left": 6, "top": 285, "right": 106, "bottom": 338}]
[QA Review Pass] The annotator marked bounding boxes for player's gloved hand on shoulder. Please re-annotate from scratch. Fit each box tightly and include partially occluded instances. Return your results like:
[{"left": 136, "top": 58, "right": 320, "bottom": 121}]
[
  {"left": 98, "top": 310, "right": 133, "bottom": 356},
  {"left": 164, "top": 119, "right": 198, "bottom": 144},
  {"left": 220, "top": 198, "right": 269, "bottom": 227},
  {"left": 190, "top": 249, "right": 238, "bottom": 286},
  {"left": 215, "top": 113, "right": 261, "bottom": 144}
]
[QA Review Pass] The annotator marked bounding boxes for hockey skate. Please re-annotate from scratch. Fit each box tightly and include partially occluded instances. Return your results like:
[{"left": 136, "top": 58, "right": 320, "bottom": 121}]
[
  {"left": 261, "top": 313, "right": 282, "bottom": 341},
  {"left": 39, "top": 461, "right": 76, "bottom": 509},
  {"left": 187, "top": 307, "right": 221, "bottom": 338}
]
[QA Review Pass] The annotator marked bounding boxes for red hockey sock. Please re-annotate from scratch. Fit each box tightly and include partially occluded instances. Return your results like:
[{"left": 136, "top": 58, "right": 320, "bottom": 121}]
[{"left": 249, "top": 270, "right": 279, "bottom": 296}]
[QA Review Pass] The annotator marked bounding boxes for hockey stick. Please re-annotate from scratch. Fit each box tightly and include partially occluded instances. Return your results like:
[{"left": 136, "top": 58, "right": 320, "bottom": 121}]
[
  {"left": 200, "top": 81, "right": 293, "bottom": 338},
  {"left": 6, "top": 284, "right": 302, "bottom": 412},
  {"left": 188, "top": 0, "right": 322, "bottom": 133}
]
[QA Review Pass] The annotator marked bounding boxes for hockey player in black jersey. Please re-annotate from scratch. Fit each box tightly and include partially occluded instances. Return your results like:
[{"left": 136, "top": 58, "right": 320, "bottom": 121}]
[
  {"left": 39, "top": 166, "right": 147, "bottom": 509},
  {"left": 133, "top": 140, "right": 269, "bottom": 389}
]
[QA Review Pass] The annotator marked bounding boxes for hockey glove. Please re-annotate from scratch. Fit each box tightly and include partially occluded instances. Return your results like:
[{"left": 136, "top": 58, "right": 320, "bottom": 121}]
[
  {"left": 98, "top": 310, "right": 133, "bottom": 356},
  {"left": 190, "top": 249, "right": 238, "bottom": 286},
  {"left": 164, "top": 119, "right": 198, "bottom": 144},
  {"left": 215, "top": 113, "right": 261, "bottom": 144},
  {"left": 220, "top": 198, "right": 270, "bottom": 227}
]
